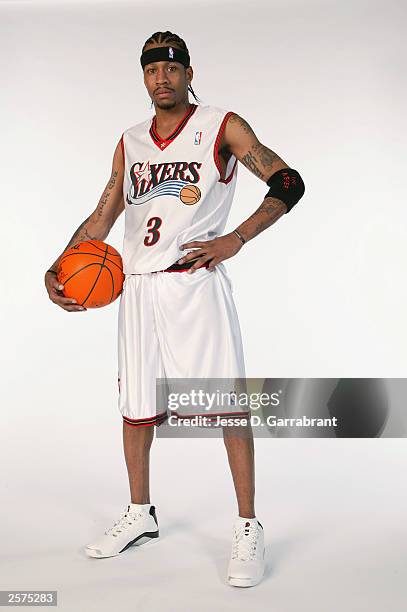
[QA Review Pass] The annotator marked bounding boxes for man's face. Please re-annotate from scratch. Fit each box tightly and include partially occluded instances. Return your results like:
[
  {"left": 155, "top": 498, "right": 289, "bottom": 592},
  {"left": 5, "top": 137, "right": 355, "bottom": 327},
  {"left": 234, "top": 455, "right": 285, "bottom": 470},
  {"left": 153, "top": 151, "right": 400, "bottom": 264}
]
[{"left": 143, "top": 45, "right": 193, "bottom": 110}]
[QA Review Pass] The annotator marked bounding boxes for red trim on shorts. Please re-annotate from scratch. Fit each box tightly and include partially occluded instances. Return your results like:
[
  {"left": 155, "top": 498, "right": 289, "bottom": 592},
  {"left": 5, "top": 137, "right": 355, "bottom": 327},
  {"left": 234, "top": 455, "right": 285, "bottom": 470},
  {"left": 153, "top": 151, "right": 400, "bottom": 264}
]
[
  {"left": 172, "top": 410, "right": 250, "bottom": 419},
  {"left": 123, "top": 411, "right": 168, "bottom": 428}
]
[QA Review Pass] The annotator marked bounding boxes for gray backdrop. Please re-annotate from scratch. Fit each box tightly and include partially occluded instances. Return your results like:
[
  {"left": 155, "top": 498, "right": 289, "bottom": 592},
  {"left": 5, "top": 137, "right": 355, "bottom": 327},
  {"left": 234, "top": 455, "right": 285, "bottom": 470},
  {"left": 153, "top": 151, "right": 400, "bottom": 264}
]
[{"left": 1, "top": 1, "right": 406, "bottom": 611}]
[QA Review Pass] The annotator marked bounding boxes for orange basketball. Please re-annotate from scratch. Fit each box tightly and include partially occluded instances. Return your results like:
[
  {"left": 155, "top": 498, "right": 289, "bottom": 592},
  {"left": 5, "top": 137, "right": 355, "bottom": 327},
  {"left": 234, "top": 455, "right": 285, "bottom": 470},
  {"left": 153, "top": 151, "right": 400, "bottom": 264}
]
[
  {"left": 57, "top": 240, "right": 125, "bottom": 308},
  {"left": 180, "top": 184, "right": 201, "bottom": 205}
]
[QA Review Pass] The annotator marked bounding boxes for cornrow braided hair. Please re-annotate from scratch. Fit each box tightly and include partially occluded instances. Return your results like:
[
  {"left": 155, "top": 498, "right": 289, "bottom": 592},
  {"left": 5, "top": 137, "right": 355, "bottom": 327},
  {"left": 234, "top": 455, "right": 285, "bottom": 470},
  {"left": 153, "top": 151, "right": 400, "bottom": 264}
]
[{"left": 142, "top": 31, "right": 203, "bottom": 107}]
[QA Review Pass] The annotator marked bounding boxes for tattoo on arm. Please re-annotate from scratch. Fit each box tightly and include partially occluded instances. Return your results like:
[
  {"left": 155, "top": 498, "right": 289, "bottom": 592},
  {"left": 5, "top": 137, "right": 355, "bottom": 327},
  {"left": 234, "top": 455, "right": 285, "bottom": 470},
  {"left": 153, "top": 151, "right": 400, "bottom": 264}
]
[
  {"left": 228, "top": 114, "right": 255, "bottom": 136},
  {"left": 96, "top": 170, "right": 118, "bottom": 220},
  {"left": 252, "top": 142, "right": 281, "bottom": 170},
  {"left": 69, "top": 169, "right": 119, "bottom": 245},
  {"left": 237, "top": 196, "right": 287, "bottom": 242},
  {"left": 241, "top": 144, "right": 284, "bottom": 180},
  {"left": 253, "top": 197, "right": 287, "bottom": 235},
  {"left": 47, "top": 215, "right": 97, "bottom": 273},
  {"left": 65, "top": 215, "right": 99, "bottom": 249},
  {"left": 48, "top": 172, "right": 118, "bottom": 272},
  {"left": 241, "top": 151, "right": 265, "bottom": 179},
  {"left": 228, "top": 113, "right": 285, "bottom": 179}
]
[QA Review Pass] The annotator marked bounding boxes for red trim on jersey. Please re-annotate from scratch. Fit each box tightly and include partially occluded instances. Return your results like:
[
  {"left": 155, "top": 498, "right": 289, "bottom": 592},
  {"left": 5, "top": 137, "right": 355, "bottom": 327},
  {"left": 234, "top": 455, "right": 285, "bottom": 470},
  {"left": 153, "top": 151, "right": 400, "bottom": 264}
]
[
  {"left": 149, "top": 103, "right": 198, "bottom": 151},
  {"left": 213, "top": 111, "right": 238, "bottom": 184},
  {"left": 120, "top": 134, "right": 125, "bottom": 161}
]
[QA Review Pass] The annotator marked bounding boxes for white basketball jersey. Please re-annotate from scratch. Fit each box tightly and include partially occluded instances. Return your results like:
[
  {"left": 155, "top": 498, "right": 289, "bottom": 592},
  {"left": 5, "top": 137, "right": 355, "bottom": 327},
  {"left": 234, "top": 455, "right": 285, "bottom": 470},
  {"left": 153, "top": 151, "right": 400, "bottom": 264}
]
[{"left": 120, "top": 103, "right": 238, "bottom": 274}]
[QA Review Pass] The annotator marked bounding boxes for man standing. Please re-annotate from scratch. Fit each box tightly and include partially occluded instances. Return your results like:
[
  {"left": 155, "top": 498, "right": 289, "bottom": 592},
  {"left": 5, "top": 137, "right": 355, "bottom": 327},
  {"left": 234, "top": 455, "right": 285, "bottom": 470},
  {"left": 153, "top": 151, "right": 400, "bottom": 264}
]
[{"left": 44, "top": 30, "right": 304, "bottom": 587}]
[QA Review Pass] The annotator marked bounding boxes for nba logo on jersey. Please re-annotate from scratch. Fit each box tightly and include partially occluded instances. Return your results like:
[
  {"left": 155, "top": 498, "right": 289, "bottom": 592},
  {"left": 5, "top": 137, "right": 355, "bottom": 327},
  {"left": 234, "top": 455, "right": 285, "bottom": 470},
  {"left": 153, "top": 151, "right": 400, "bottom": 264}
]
[
  {"left": 194, "top": 131, "right": 202, "bottom": 145},
  {"left": 169, "top": 47, "right": 174, "bottom": 59}
]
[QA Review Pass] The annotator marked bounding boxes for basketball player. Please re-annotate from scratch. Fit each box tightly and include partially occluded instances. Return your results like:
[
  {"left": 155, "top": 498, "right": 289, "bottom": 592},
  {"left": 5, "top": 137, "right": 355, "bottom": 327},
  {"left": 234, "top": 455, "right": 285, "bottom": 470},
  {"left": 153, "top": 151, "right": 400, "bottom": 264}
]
[{"left": 44, "top": 31, "right": 305, "bottom": 587}]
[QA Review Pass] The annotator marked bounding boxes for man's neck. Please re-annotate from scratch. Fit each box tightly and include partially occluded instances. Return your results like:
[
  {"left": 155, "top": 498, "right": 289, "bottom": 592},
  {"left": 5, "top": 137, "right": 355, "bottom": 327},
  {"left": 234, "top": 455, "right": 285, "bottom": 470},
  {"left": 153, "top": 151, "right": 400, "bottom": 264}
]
[{"left": 154, "top": 100, "right": 192, "bottom": 133}]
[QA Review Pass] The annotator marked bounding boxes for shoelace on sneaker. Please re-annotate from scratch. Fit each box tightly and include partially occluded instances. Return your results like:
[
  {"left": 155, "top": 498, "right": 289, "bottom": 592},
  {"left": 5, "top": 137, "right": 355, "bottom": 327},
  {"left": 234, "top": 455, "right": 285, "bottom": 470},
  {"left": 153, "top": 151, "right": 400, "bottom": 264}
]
[
  {"left": 104, "top": 509, "right": 144, "bottom": 537},
  {"left": 231, "top": 521, "right": 260, "bottom": 561}
]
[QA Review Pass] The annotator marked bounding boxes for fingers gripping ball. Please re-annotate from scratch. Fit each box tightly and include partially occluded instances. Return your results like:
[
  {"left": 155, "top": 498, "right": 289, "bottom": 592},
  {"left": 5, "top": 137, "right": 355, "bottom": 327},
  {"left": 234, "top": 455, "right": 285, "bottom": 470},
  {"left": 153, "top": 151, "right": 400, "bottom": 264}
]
[{"left": 57, "top": 240, "right": 125, "bottom": 308}]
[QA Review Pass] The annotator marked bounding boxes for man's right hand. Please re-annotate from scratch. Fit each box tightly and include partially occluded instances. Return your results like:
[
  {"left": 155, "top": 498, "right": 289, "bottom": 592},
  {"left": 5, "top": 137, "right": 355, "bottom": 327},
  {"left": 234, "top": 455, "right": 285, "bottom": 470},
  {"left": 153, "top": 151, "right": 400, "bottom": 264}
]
[{"left": 44, "top": 270, "right": 87, "bottom": 312}]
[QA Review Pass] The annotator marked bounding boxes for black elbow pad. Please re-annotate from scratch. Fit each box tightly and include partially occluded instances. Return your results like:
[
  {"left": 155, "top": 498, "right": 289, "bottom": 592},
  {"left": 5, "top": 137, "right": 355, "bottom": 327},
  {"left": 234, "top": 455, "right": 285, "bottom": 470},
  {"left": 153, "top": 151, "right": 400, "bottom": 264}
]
[{"left": 266, "top": 168, "right": 305, "bottom": 213}]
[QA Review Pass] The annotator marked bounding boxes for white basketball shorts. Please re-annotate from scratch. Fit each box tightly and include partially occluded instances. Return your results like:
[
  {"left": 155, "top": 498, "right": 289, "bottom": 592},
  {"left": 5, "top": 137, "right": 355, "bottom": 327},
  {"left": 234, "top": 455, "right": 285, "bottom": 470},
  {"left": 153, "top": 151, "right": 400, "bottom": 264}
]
[{"left": 117, "top": 261, "right": 247, "bottom": 428}]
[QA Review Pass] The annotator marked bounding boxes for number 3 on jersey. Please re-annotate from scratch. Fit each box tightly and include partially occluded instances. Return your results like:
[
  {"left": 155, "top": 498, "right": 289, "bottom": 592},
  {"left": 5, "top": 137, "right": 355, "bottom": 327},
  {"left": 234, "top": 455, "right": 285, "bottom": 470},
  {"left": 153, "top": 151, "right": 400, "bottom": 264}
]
[{"left": 144, "top": 216, "right": 162, "bottom": 247}]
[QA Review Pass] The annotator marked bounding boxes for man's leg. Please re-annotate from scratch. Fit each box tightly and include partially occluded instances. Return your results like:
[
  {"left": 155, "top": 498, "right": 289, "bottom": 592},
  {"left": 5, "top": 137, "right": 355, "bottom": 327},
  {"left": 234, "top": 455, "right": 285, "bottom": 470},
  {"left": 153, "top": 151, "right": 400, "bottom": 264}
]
[
  {"left": 123, "top": 422, "right": 155, "bottom": 504},
  {"left": 224, "top": 424, "right": 265, "bottom": 587},
  {"left": 222, "top": 425, "right": 255, "bottom": 518},
  {"left": 84, "top": 421, "right": 159, "bottom": 558}
]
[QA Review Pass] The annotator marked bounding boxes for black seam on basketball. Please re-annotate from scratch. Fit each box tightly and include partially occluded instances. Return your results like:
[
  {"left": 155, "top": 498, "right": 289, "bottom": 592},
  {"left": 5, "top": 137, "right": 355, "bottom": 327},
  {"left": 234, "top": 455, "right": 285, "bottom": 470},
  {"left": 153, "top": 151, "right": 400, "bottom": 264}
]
[
  {"left": 59, "top": 252, "right": 123, "bottom": 272},
  {"left": 85, "top": 240, "right": 121, "bottom": 256},
  {"left": 59, "top": 262, "right": 103, "bottom": 287},
  {"left": 102, "top": 263, "right": 115, "bottom": 303},
  {"left": 82, "top": 245, "right": 108, "bottom": 306}
]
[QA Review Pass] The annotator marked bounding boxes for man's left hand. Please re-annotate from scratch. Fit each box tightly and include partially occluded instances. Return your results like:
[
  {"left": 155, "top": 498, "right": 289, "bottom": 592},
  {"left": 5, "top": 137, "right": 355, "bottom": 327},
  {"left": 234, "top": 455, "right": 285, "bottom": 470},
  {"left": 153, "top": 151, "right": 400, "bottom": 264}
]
[{"left": 178, "top": 233, "right": 243, "bottom": 273}]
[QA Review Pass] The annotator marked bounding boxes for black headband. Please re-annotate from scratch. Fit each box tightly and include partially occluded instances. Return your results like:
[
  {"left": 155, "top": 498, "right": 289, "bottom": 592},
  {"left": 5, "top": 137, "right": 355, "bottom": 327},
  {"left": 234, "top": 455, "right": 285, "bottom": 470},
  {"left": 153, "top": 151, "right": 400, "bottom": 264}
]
[{"left": 140, "top": 45, "right": 190, "bottom": 70}]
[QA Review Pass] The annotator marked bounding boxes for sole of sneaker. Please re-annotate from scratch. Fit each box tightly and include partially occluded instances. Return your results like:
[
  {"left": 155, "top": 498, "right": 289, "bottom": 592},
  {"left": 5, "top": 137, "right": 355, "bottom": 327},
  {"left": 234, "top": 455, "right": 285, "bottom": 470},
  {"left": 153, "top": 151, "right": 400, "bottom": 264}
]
[
  {"left": 227, "top": 575, "right": 263, "bottom": 587},
  {"left": 85, "top": 530, "right": 159, "bottom": 559}
]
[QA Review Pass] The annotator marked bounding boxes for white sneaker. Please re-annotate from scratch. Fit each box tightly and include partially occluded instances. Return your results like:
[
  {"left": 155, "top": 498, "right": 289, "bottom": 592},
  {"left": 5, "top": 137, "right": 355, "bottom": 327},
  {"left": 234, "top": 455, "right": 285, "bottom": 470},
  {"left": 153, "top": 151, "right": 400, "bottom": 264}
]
[
  {"left": 85, "top": 503, "right": 159, "bottom": 558},
  {"left": 227, "top": 517, "right": 265, "bottom": 587}
]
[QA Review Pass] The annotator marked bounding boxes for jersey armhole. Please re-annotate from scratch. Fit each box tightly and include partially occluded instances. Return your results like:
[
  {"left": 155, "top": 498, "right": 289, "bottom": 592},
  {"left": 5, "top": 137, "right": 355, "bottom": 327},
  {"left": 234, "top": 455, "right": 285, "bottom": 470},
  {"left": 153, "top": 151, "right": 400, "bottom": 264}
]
[
  {"left": 213, "top": 111, "right": 238, "bottom": 184},
  {"left": 120, "top": 133, "right": 125, "bottom": 162}
]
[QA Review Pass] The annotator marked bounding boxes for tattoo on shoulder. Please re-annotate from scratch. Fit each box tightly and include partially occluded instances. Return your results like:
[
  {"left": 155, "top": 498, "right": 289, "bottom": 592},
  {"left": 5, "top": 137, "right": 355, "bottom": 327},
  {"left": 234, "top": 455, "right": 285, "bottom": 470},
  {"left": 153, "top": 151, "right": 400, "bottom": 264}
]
[{"left": 228, "top": 113, "right": 255, "bottom": 136}]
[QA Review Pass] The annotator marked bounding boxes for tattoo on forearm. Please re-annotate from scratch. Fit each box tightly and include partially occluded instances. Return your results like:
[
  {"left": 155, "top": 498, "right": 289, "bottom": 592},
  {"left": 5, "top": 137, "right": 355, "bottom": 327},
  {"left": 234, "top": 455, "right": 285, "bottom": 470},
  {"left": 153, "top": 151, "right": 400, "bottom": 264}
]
[
  {"left": 51, "top": 215, "right": 99, "bottom": 270},
  {"left": 84, "top": 227, "right": 99, "bottom": 240},
  {"left": 260, "top": 197, "right": 287, "bottom": 215},
  {"left": 65, "top": 215, "right": 98, "bottom": 249},
  {"left": 96, "top": 170, "right": 118, "bottom": 219},
  {"left": 237, "top": 197, "right": 286, "bottom": 242}
]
